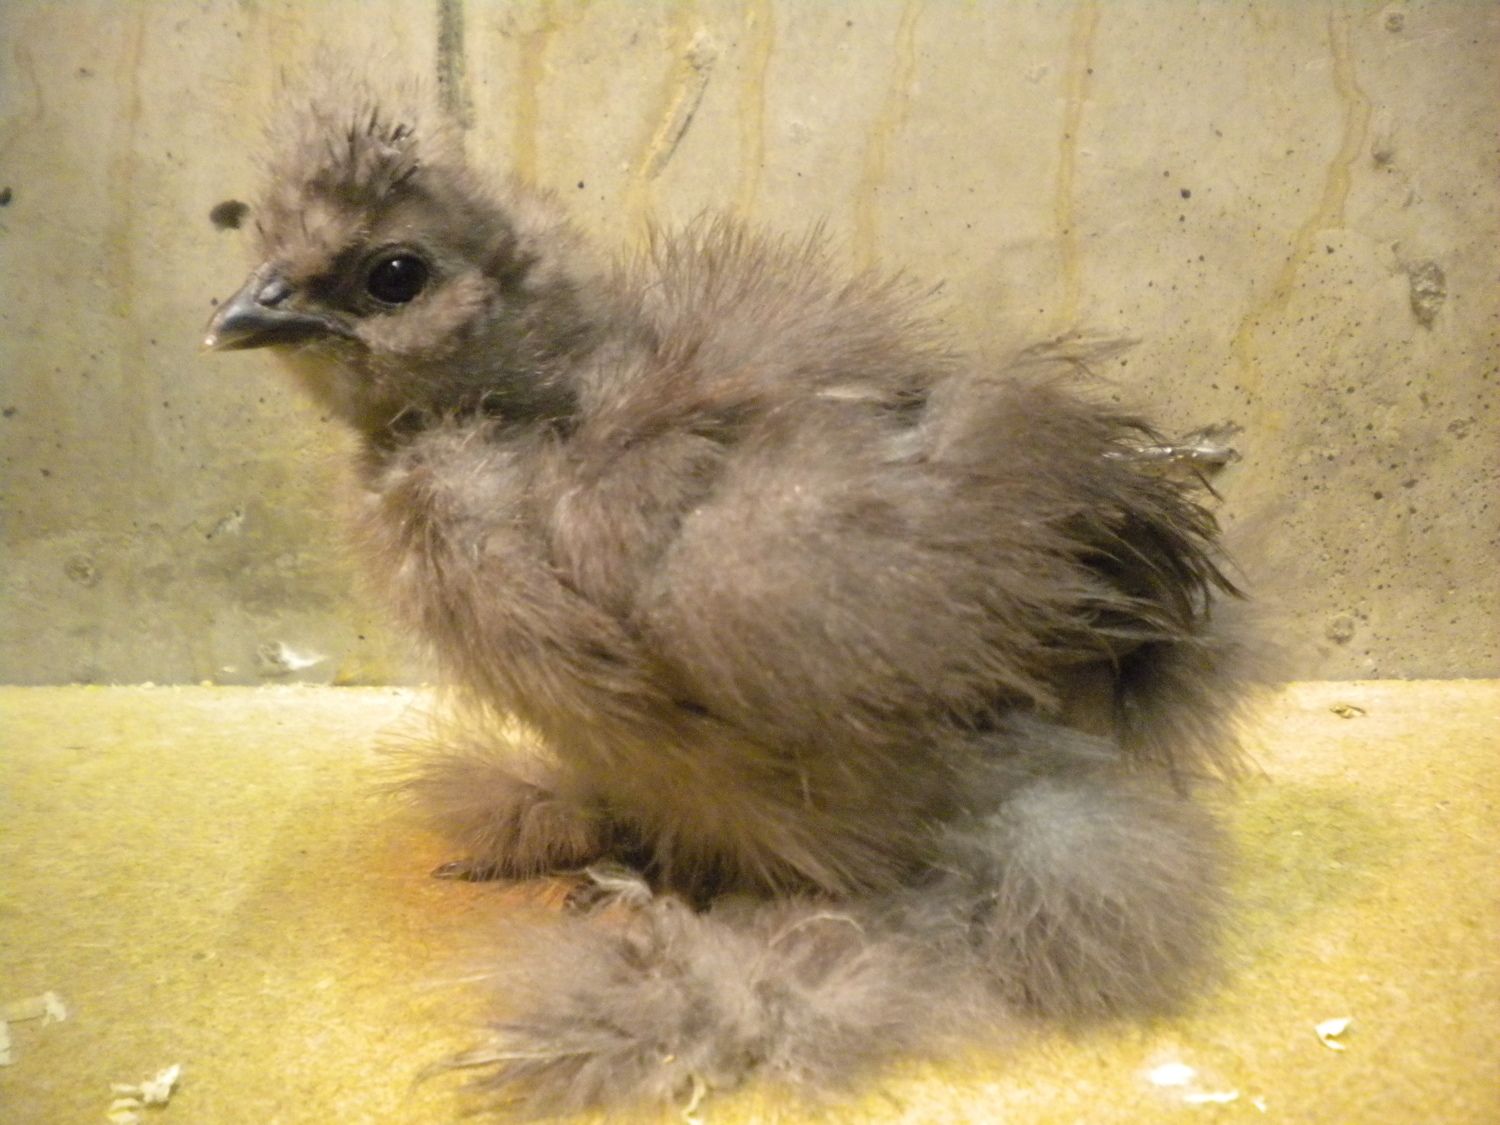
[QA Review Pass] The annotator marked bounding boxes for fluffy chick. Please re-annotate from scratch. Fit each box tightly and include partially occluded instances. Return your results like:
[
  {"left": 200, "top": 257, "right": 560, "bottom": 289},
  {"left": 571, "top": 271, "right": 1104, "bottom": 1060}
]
[{"left": 205, "top": 89, "right": 1252, "bottom": 1116}]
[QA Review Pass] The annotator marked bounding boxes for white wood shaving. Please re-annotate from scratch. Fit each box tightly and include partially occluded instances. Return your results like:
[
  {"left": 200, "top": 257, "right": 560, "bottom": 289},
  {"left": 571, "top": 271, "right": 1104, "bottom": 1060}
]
[
  {"left": 1147, "top": 1061, "right": 1198, "bottom": 1087},
  {"left": 108, "top": 1063, "right": 182, "bottom": 1121},
  {"left": 1184, "top": 1091, "right": 1241, "bottom": 1105},
  {"left": 1316, "top": 1016, "right": 1353, "bottom": 1049},
  {"left": 1, "top": 991, "right": 68, "bottom": 1024},
  {"left": 139, "top": 1062, "right": 182, "bottom": 1104},
  {"left": 0, "top": 991, "right": 68, "bottom": 1066}
]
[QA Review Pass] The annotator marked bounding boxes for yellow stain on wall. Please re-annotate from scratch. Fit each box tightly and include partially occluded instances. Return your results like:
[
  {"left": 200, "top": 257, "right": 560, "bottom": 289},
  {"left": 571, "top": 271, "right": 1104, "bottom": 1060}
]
[
  {"left": 105, "top": 5, "right": 156, "bottom": 508},
  {"left": 1231, "top": 9, "right": 1372, "bottom": 426},
  {"left": 853, "top": 0, "right": 921, "bottom": 270},
  {"left": 510, "top": 0, "right": 563, "bottom": 186},
  {"left": 1052, "top": 1, "right": 1100, "bottom": 333},
  {"left": 734, "top": 0, "right": 775, "bottom": 220},
  {"left": 625, "top": 3, "right": 717, "bottom": 231}
]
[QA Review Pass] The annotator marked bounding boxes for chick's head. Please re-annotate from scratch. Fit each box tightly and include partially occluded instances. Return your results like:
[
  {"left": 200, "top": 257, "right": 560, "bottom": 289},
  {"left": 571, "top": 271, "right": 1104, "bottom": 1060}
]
[{"left": 205, "top": 93, "right": 592, "bottom": 436}]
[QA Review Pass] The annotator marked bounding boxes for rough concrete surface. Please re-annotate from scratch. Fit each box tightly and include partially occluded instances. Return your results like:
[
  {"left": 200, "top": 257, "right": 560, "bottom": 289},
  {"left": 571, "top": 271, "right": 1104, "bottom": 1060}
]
[
  {"left": 1, "top": 1, "right": 1496, "bottom": 684},
  {"left": 1, "top": 681, "right": 1497, "bottom": 1122}
]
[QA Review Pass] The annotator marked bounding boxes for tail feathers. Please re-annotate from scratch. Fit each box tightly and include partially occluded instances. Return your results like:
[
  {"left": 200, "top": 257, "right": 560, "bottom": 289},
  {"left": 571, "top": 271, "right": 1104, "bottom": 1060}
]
[
  {"left": 447, "top": 896, "right": 966, "bottom": 1117},
  {"left": 1115, "top": 598, "right": 1266, "bottom": 783},
  {"left": 440, "top": 761, "right": 1228, "bottom": 1117}
]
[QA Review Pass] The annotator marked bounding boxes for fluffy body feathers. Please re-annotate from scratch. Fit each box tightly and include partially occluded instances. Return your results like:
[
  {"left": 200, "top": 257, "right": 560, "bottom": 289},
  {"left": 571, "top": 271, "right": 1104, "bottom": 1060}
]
[{"left": 206, "top": 90, "right": 1251, "bottom": 1116}]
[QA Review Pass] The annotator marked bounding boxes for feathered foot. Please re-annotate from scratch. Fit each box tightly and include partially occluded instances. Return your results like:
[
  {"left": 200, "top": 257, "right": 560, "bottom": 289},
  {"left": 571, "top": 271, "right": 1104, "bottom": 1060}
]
[
  {"left": 444, "top": 888, "right": 968, "bottom": 1118},
  {"left": 395, "top": 740, "right": 608, "bottom": 880},
  {"left": 434, "top": 722, "right": 1231, "bottom": 1116}
]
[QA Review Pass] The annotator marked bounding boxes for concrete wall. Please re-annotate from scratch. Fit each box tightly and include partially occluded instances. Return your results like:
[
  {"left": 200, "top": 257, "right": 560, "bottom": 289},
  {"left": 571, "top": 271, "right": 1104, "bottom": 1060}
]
[{"left": 2, "top": 0, "right": 1495, "bottom": 685}]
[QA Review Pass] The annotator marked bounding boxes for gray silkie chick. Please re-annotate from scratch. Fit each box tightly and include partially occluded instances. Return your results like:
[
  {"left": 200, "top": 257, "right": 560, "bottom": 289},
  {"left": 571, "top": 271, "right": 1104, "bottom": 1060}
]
[{"left": 204, "top": 85, "right": 1253, "bottom": 1117}]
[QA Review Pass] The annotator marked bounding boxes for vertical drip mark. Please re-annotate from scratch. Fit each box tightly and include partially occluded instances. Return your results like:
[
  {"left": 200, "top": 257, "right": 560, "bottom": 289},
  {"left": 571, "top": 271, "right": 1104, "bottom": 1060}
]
[
  {"left": 107, "top": 9, "right": 147, "bottom": 326},
  {"left": 1052, "top": 1, "right": 1100, "bottom": 332},
  {"left": 436, "top": 0, "right": 475, "bottom": 129},
  {"left": 0, "top": 46, "right": 45, "bottom": 165},
  {"left": 106, "top": 6, "right": 152, "bottom": 509},
  {"left": 511, "top": 0, "right": 561, "bottom": 185},
  {"left": 853, "top": 0, "right": 921, "bottom": 271},
  {"left": 625, "top": 4, "right": 718, "bottom": 230},
  {"left": 734, "top": 0, "right": 775, "bottom": 220},
  {"left": 1230, "top": 7, "right": 1372, "bottom": 421},
  {"left": 640, "top": 30, "right": 716, "bottom": 180}
]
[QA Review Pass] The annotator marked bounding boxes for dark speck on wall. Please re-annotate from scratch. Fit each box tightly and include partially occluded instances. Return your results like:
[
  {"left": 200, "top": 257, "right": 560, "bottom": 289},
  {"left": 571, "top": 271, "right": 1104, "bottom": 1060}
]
[{"left": 0, "top": 186, "right": 12, "bottom": 206}]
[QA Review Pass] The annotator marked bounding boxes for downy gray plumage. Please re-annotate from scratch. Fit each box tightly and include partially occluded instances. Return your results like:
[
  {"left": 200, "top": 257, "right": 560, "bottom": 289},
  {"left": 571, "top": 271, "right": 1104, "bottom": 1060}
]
[{"left": 205, "top": 82, "right": 1254, "bottom": 1117}]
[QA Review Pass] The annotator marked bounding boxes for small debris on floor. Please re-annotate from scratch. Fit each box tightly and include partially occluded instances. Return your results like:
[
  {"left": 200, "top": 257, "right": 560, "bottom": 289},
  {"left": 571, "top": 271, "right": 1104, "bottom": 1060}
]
[
  {"left": 1146, "top": 1060, "right": 1197, "bottom": 1087},
  {"left": 1316, "top": 1015, "right": 1354, "bottom": 1049},
  {"left": 1183, "top": 1090, "right": 1240, "bottom": 1105},
  {"left": 107, "top": 1063, "right": 182, "bottom": 1123},
  {"left": 1330, "top": 702, "right": 1367, "bottom": 719},
  {"left": 0, "top": 990, "right": 68, "bottom": 1065},
  {"left": 1144, "top": 1058, "right": 1243, "bottom": 1107},
  {"left": 1, "top": 992, "right": 69, "bottom": 1023},
  {"left": 256, "top": 641, "right": 326, "bottom": 676}
]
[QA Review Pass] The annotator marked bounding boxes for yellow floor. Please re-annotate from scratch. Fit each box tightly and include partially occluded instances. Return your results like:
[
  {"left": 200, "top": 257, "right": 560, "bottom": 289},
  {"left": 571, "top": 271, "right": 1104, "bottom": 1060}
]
[{"left": 1, "top": 682, "right": 1497, "bottom": 1123}]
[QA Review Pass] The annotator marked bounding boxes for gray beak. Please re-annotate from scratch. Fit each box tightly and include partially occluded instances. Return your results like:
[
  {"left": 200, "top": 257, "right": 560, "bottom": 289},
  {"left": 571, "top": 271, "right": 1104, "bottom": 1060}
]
[{"left": 202, "top": 268, "right": 348, "bottom": 352}]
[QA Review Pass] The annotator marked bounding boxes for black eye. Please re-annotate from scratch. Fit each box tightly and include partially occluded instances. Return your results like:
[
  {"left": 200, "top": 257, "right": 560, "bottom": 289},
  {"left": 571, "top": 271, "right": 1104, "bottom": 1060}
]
[{"left": 365, "top": 253, "right": 429, "bottom": 305}]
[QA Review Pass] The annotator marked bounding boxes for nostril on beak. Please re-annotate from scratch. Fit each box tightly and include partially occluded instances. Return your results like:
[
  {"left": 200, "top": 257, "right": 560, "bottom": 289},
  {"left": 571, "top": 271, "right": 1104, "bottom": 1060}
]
[
  {"left": 203, "top": 270, "right": 344, "bottom": 352},
  {"left": 257, "top": 277, "right": 293, "bottom": 307}
]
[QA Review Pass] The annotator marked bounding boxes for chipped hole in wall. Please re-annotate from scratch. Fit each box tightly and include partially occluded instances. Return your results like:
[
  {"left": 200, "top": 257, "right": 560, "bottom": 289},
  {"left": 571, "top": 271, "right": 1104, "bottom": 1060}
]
[
  {"left": 1404, "top": 261, "right": 1446, "bottom": 328},
  {"left": 1325, "top": 614, "right": 1358, "bottom": 645},
  {"left": 205, "top": 508, "right": 245, "bottom": 540},
  {"left": 63, "top": 555, "right": 101, "bottom": 587}
]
